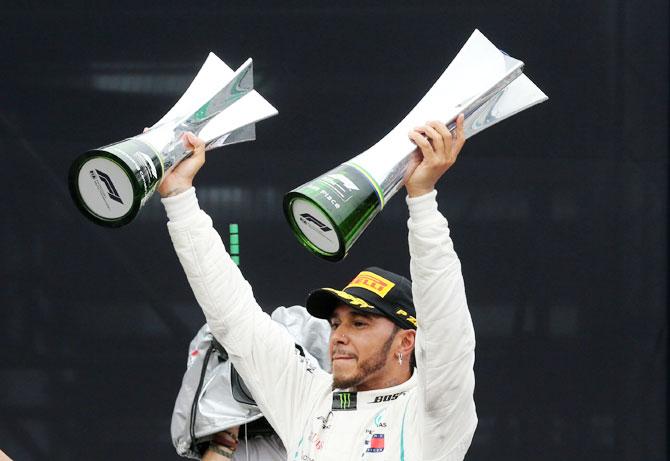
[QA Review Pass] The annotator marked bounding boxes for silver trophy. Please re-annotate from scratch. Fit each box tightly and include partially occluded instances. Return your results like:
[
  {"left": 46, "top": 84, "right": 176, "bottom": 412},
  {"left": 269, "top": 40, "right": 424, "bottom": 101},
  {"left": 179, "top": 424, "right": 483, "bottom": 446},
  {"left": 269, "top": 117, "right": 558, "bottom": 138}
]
[
  {"left": 284, "top": 29, "right": 549, "bottom": 261},
  {"left": 69, "top": 54, "right": 277, "bottom": 227}
]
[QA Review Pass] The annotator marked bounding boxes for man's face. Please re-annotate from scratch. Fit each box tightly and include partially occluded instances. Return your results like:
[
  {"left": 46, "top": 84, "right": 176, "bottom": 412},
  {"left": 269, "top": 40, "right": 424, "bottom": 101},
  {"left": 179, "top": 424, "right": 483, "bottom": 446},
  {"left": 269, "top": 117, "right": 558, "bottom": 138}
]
[{"left": 329, "top": 305, "right": 398, "bottom": 391}]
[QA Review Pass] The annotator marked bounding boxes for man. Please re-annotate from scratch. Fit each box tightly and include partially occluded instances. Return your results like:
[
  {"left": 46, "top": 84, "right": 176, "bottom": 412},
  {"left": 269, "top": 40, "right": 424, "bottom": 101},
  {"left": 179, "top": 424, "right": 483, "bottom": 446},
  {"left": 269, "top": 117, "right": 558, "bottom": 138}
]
[{"left": 161, "top": 114, "right": 476, "bottom": 460}]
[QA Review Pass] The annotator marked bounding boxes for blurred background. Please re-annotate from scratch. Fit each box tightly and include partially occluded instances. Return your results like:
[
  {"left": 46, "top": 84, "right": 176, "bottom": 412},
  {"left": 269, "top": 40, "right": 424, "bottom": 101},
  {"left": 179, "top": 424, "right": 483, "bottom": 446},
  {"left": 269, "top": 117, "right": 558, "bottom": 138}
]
[{"left": 1, "top": 1, "right": 667, "bottom": 460}]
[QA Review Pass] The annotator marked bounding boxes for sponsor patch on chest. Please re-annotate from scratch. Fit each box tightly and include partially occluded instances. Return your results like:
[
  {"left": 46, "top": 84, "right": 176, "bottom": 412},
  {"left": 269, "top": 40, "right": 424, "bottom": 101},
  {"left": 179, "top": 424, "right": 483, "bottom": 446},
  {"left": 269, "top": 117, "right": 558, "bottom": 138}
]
[
  {"left": 369, "top": 391, "right": 406, "bottom": 404},
  {"left": 366, "top": 433, "right": 385, "bottom": 453}
]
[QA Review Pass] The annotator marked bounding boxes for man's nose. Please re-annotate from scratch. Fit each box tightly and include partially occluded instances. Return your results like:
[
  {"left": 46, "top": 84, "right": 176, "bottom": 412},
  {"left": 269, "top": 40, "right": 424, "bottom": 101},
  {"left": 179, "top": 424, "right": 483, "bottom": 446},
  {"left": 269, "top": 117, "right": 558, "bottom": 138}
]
[{"left": 331, "top": 329, "right": 350, "bottom": 345}]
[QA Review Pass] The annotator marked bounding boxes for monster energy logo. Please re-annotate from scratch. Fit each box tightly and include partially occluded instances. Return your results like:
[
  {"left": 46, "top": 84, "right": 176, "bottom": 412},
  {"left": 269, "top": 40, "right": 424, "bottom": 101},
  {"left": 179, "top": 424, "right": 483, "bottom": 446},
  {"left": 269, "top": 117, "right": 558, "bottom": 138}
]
[{"left": 332, "top": 391, "right": 357, "bottom": 411}]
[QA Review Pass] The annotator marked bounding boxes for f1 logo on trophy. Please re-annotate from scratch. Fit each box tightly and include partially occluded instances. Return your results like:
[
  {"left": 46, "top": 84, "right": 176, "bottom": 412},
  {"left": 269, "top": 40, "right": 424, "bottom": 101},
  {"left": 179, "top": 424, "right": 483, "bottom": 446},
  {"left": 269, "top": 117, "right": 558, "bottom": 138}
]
[
  {"left": 68, "top": 54, "right": 277, "bottom": 227},
  {"left": 284, "top": 29, "right": 548, "bottom": 261}
]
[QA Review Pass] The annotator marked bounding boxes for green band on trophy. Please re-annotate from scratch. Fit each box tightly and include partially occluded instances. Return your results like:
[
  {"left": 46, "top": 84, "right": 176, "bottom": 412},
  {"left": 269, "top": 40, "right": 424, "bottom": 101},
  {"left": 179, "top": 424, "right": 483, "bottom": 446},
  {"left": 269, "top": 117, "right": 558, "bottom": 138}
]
[
  {"left": 345, "top": 161, "right": 385, "bottom": 208},
  {"left": 283, "top": 164, "right": 381, "bottom": 261}
]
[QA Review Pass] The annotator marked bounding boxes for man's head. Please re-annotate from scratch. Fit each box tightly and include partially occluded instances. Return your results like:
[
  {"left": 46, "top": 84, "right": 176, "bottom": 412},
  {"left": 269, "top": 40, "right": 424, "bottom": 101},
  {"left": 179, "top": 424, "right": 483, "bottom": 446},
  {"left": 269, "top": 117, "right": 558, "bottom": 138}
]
[{"left": 306, "top": 267, "right": 417, "bottom": 391}]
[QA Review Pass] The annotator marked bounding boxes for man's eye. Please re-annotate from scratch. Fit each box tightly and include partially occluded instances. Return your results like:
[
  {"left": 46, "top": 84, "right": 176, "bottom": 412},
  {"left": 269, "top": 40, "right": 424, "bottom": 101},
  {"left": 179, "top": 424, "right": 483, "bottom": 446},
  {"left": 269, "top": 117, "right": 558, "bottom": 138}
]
[
  {"left": 330, "top": 322, "right": 339, "bottom": 329},
  {"left": 353, "top": 321, "right": 367, "bottom": 328}
]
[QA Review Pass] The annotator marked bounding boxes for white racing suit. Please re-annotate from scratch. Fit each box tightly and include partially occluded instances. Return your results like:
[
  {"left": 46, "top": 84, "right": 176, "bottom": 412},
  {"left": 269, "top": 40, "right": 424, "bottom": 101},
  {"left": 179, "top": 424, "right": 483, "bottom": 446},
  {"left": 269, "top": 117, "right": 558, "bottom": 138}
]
[{"left": 163, "top": 188, "right": 477, "bottom": 461}]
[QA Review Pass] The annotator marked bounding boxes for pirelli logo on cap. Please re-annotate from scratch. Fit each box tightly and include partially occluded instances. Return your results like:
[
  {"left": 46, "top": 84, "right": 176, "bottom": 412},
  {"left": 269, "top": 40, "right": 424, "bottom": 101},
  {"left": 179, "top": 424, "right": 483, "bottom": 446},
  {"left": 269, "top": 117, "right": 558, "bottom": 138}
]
[{"left": 345, "top": 271, "right": 395, "bottom": 298}]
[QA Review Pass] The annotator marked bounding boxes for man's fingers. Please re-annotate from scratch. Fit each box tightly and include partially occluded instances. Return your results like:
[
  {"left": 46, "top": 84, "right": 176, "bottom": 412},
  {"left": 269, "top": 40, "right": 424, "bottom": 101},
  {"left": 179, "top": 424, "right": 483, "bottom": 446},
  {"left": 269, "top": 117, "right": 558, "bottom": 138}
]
[
  {"left": 183, "top": 132, "right": 205, "bottom": 154},
  {"left": 183, "top": 132, "right": 200, "bottom": 147},
  {"left": 408, "top": 130, "right": 435, "bottom": 157},
  {"left": 420, "top": 124, "right": 445, "bottom": 157},
  {"left": 426, "top": 121, "right": 453, "bottom": 157},
  {"left": 404, "top": 117, "right": 466, "bottom": 196},
  {"left": 180, "top": 132, "right": 206, "bottom": 170},
  {"left": 428, "top": 121, "right": 451, "bottom": 144}
]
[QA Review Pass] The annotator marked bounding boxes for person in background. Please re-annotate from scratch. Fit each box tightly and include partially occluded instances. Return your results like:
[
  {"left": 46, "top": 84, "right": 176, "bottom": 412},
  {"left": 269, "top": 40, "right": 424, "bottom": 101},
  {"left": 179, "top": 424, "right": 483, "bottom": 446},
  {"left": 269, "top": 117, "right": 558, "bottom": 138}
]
[{"left": 172, "top": 306, "right": 330, "bottom": 460}]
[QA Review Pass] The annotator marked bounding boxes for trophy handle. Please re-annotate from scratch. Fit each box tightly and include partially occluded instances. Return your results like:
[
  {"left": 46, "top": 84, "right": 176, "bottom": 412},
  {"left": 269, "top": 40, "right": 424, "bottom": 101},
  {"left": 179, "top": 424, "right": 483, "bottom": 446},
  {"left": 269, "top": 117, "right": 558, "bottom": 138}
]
[
  {"left": 207, "top": 124, "right": 256, "bottom": 149},
  {"left": 151, "top": 59, "right": 257, "bottom": 172}
]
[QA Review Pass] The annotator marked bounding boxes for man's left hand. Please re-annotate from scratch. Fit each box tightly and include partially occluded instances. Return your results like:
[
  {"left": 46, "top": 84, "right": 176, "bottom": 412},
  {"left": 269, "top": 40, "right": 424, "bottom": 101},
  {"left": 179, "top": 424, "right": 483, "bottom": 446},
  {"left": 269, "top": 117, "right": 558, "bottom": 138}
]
[{"left": 405, "top": 114, "right": 465, "bottom": 198}]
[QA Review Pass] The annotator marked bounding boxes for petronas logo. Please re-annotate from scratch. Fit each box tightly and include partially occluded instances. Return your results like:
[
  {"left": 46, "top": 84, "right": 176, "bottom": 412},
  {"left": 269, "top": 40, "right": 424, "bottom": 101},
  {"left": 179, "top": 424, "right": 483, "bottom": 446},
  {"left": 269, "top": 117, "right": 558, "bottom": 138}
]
[{"left": 339, "top": 392, "right": 351, "bottom": 409}]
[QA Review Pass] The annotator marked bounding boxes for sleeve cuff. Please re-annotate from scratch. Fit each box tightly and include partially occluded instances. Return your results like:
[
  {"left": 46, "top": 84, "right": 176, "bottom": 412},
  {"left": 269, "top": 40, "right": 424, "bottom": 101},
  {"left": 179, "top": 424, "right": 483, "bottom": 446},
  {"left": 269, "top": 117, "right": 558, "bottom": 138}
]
[
  {"left": 406, "top": 190, "right": 438, "bottom": 222},
  {"left": 161, "top": 187, "right": 200, "bottom": 222}
]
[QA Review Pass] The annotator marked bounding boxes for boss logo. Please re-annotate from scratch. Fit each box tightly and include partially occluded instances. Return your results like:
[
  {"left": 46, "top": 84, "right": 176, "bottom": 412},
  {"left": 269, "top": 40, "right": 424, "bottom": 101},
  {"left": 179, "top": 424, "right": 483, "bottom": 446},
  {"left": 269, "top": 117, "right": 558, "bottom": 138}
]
[{"left": 371, "top": 392, "right": 404, "bottom": 404}]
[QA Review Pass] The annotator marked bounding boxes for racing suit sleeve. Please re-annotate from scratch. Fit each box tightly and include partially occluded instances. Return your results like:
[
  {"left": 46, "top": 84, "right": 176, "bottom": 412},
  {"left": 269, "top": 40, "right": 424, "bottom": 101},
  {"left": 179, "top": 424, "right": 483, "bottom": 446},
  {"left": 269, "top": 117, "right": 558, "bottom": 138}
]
[
  {"left": 162, "top": 187, "right": 327, "bottom": 447},
  {"left": 407, "top": 190, "right": 477, "bottom": 461}
]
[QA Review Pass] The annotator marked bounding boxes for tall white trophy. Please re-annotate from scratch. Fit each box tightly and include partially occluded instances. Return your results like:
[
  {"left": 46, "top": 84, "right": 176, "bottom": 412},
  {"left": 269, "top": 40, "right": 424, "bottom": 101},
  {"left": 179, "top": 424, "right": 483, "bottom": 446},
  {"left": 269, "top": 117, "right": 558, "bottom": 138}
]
[
  {"left": 69, "top": 55, "right": 277, "bottom": 227},
  {"left": 284, "top": 30, "right": 548, "bottom": 261}
]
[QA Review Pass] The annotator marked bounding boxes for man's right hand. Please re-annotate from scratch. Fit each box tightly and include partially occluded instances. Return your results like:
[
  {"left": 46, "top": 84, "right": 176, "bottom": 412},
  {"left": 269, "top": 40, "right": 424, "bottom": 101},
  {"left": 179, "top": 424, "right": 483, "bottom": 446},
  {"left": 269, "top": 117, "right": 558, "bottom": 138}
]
[{"left": 158, "top": 132, "right": 206, "bottom": 198}]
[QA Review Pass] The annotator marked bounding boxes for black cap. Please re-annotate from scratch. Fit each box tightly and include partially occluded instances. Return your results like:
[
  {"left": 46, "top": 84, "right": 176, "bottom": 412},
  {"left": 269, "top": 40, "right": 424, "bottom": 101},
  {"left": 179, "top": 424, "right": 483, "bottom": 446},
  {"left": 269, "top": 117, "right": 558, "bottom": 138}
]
[{"left": 306, "top": 267, "right": 417, "bottom": 330}]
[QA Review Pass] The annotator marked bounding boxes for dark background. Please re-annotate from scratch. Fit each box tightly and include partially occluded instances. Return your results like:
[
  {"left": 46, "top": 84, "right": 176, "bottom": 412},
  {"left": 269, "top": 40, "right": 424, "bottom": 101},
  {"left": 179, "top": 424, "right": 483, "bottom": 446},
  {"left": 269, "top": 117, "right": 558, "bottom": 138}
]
[{"left": 1, "top": 2, "right": 667, "bottom": 460}]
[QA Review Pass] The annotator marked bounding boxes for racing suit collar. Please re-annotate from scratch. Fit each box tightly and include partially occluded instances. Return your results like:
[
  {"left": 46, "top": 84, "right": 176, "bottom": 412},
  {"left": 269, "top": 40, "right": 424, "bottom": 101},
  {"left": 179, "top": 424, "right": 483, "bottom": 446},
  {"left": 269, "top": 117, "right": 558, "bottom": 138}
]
[{"left": 332, "top": 370, "right": 417, "bottom": 411}]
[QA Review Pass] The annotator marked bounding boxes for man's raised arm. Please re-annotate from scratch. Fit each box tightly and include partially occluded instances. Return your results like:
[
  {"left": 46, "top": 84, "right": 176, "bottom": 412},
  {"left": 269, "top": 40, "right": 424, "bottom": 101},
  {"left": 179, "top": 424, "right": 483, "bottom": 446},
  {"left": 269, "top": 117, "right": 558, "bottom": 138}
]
[
  {"left": 159, "top": 134, "right": 328, "bottom": 445},
  {"left": 406, "top": 116, "right": 478, "bottom": 460}
]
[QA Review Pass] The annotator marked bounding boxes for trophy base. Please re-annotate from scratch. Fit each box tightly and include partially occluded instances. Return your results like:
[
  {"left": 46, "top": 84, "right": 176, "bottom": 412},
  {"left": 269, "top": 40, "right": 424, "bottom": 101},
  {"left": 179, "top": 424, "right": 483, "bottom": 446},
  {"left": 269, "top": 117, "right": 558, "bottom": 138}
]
[
  {"left": 68, "top": 138, "right": 163, "bottom": 227},
  {"left": 283, "top": 164, "right": 382, "bottom": 262},
  {"left": 284, "top": 194, "right": 345, "bottom": 261}
]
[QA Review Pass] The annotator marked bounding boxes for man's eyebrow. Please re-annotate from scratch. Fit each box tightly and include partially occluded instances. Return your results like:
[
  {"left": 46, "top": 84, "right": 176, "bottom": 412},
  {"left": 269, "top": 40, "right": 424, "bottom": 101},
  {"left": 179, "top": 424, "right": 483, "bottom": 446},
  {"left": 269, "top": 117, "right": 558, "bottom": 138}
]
[
  {"left": 330, "top": 311, "right": 374, "bottom": 322},
  {"left": 350, "top": 311, "right": 375, "bottom": 320}
]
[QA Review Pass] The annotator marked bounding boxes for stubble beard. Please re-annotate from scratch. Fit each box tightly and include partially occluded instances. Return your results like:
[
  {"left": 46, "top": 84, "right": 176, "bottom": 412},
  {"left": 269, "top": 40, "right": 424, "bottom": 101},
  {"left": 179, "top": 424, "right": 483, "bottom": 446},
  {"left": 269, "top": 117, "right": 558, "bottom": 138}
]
[{"left": 332, "top": 331, "right": 396, "bottom": 390}]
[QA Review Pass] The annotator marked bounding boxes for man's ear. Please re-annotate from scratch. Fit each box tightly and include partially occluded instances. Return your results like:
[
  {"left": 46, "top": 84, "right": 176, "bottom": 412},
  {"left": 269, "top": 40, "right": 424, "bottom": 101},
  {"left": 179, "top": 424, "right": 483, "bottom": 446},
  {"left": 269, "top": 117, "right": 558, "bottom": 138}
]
[{"left": 398, "top": 329, "right": 416, "bottom": 355}]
